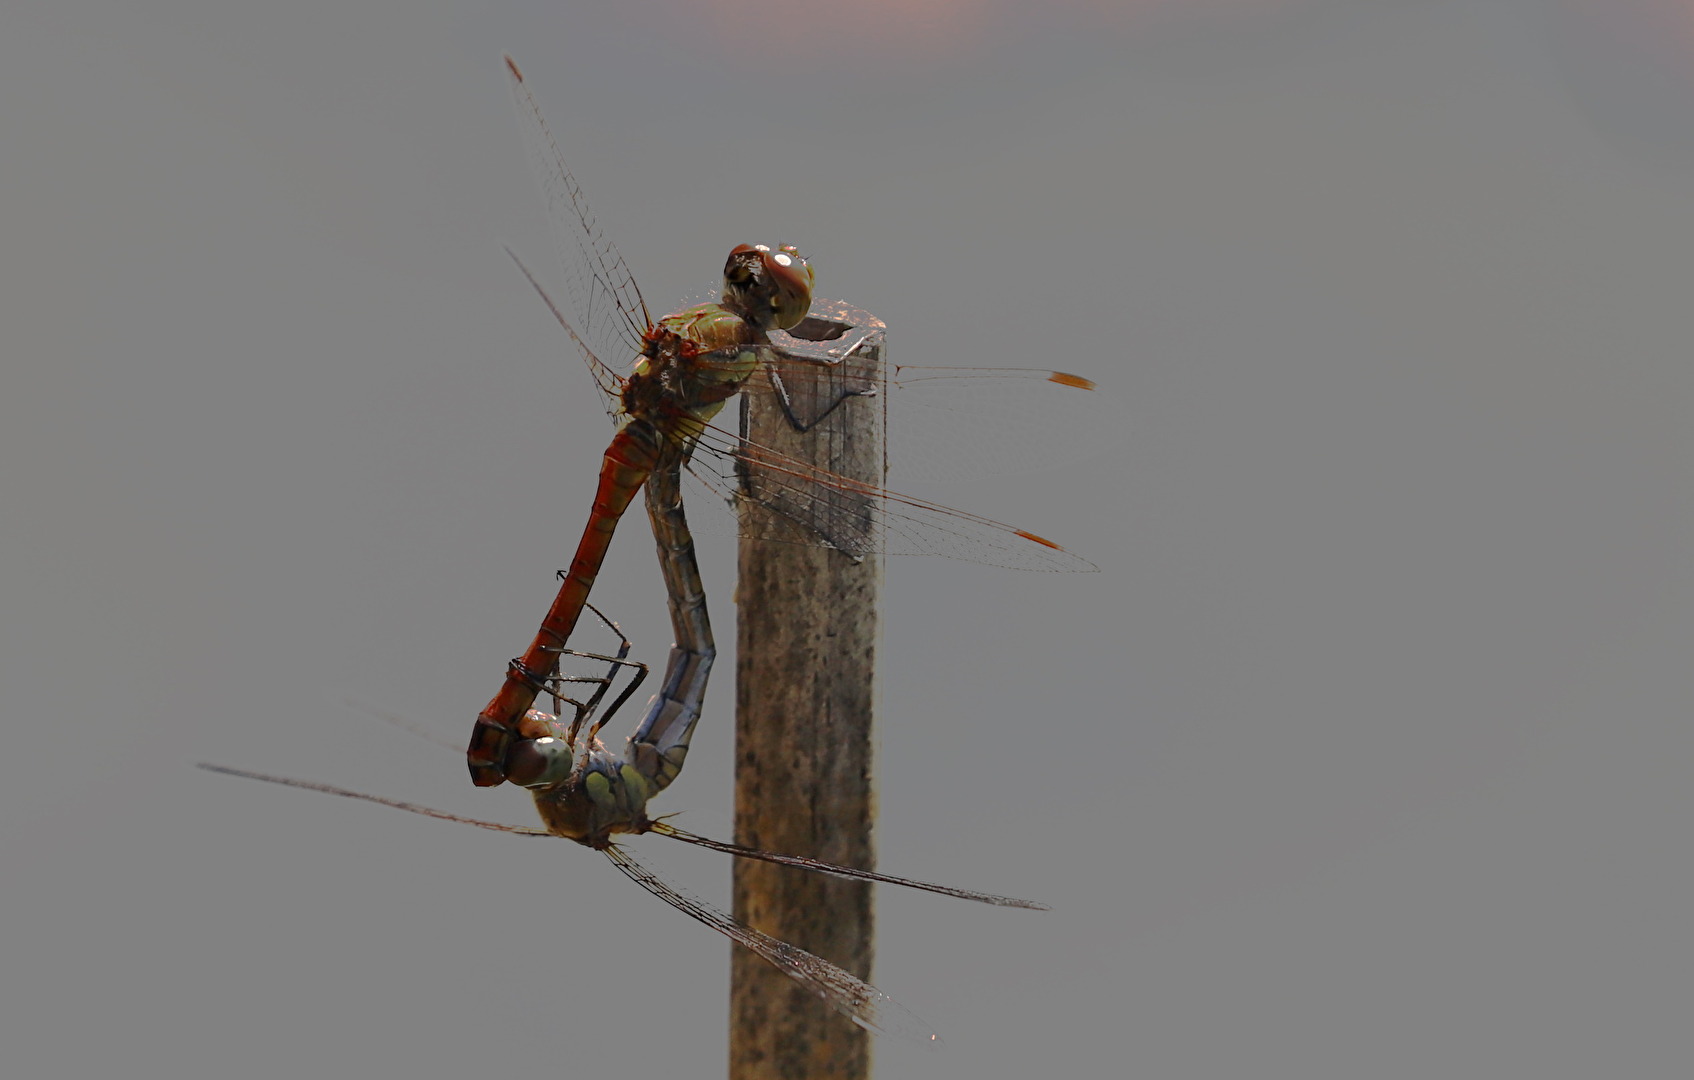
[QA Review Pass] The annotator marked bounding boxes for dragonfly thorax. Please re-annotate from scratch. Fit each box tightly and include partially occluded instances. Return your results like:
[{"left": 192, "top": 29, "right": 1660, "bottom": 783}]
[
  {"left": 624, "top": 315, "right": 765, "bottom": 441},
  {"left": 529, "top": 746, "right": 657, "bottom": 847}
]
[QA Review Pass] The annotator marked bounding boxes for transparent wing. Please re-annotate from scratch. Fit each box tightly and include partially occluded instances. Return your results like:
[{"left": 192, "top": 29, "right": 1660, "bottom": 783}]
[
  {"left": 652, "top": 823, "right": 1047, "bottom": 909},
  {"left": 677, "top": 423, "right": 1097, "bottom": 571},
  {"left": 505, "top": 245, "right": 624, "bottom": 414},
  {"left": 196, "top": 764, "right": 553, "bottom": 836},
  {"left": 879, "top": 365, "right": 1121, "bottom": 483},
  {"left": 753, "top": 359, "right": 1125, "bottom": 485},
  {"left": 502, "top": 59, "right": 1105, "bottom": 569},
  {"left": 505, "top": 54, "right": 649, "bottom": 392},
  {"left": 602, "top": 844, "right": 939, "bottom": 1047},
  {"left": 505, "top": 57, "right": 1119, "bottom": 486}
]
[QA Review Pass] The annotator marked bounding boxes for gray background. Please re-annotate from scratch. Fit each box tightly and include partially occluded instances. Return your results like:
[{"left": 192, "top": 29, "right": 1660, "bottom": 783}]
[{"left": 4, "top": 2, "right": 1691, "bottom": 1077}]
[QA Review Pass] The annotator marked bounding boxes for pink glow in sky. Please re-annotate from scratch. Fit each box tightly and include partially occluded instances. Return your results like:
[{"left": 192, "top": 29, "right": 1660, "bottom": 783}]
[
  {"left": 1547, "top": 0, "right": 1694, "bottom": 163},
  {"left": 646, "top": 0, "right": 1319, "bottom": 64}
]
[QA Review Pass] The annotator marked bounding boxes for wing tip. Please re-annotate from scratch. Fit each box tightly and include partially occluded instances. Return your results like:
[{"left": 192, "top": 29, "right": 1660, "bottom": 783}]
[
  {"left": 504, "top": 53, "right": 524, "bottom": 82},
  {"left": 1048, "top": 371, "right": 1096, "bottom": 390},
  {"left": 849, "top": 1001, "right": 943, "bottom": 1049},
  {"left": 1011, "top": 530, "right": 1099, "bottom": 571},
  {"left": 1015, "top": 528, "right": 1062, "bottom": 551}
]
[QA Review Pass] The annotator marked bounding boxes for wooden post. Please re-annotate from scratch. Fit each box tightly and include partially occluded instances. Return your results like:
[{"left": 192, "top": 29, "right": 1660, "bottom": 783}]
[{"left": 732, "top": 302, "right": 887, "bottom": 1080}]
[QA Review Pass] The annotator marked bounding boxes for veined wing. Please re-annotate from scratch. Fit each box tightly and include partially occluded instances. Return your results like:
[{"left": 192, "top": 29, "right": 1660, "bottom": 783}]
[
  {"left": 602, "top": 845, "right": 939, "bottom": 1047},
  {"left": 196, "top": 764, "right": 553, "bottom": 836},
  {"left": 652, "top": 823, "right": 1046, "bottom": 909},
  {"left": 754, "top": 352, "right": 1125, "bottom": 485},
  {"left": 493, "top": 280, "right": 1096, "bottom": 570},
  {"left": 504, "top": 53, "right": 649, "bottom": 404},
  {"left": 504, "top": 244, "right": 624, "bottom": 416},
  {"left": 866, "top": 364, "right": 1120, "bottom": 484},
  {"left": 506, "top": 54, "right": 1120, "bottom": 485},
  {"left": 502, "top": 58, "right": 1102, "bottom": 570},
  {"left": 678, "top": 420, "right": 1097, "bottom": 571},
  {"left": 199, "top": 765, "right": 931, "bottom": 1043},
  {"left": 506, "top": 264, "right": 1102, "bottom": 568}
]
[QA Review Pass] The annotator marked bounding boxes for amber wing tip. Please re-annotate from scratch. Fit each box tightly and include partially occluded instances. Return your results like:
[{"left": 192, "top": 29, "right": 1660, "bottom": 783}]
[
  {"left": 1015, "top": 528, "right": 1063, "bottom": 551},
  {"left": 1049, "top": 371, "right": 1096, "bottom": 390},
  {"left": 504, "top": 54, "right": 523, "bottom": 81},
  {"left": 1012, "top": 529, "right": 1099, "bottom": 571}
]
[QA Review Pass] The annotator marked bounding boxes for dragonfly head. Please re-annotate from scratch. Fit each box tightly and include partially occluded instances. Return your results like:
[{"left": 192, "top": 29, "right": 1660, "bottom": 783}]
[{"left": 722, "top": 243, "right": 813, "bottom": 331}]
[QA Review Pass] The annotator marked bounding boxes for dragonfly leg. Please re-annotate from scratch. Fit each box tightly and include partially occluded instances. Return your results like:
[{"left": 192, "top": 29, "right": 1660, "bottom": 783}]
[
  {"left": 504, "top": 602, "right": 650, "bottom": 743},
  {"left": 507, "top": 652, "right": 648, "bottom": 746},
  {"left": 551, "top": 648, "right": 649, "bottom": 742},
  {"left": 581, "top": 602, "right": 635, "bottom": 660},
  {"left": 505, "top": 656, "right": 556, "bottom": 698},
  {"left": 763, "top": 365, "right": 878, "bottom": 434},
  {"left": 761, "top": 314, "right": 885, "bottom": 431}
]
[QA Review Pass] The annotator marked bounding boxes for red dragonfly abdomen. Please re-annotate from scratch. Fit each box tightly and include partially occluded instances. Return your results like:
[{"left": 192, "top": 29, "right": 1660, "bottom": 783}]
[{"left": 468, "top": 421, "right": 666, "bottom": 786}]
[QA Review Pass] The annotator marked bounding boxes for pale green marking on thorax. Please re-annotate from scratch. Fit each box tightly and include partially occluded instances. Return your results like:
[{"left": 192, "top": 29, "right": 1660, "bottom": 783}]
[
  {"left": 619, "top": 302, "right": 763, "bottom": 444},
  {"left": 575, "top": 764, "right": 652, "bottom": 835},
  {"left": 618, "top": 762, "right": 655, "bottom": 808},
  {"left": 657, "top": 302, "right": 762, "bottom": 384}
]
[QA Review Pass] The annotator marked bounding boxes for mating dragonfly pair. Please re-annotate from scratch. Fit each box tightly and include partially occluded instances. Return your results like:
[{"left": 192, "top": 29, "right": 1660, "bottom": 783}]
[{"left": 202, "top": 54, "right": 1113, "bottom": 1045}]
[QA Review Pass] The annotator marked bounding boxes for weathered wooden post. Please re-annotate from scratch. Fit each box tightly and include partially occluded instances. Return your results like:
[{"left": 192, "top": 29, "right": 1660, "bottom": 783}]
[{"left": 732, "top": 301, "right": 888, "bottom": 1080}]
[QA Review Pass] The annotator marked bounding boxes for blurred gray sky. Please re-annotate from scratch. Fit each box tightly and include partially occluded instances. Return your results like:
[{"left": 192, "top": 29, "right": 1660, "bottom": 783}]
[{"left": 4, "top": 2, "right": 1692, "bottom": 1077}]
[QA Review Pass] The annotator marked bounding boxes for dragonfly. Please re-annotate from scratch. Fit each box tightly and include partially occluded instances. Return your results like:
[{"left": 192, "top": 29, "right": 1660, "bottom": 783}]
[
  {"left": 473, "top": 55, "right": 1119, "bottom": 787},
  {"left": 202, "top": 461, "right": 1044, "bottom": 1044}
]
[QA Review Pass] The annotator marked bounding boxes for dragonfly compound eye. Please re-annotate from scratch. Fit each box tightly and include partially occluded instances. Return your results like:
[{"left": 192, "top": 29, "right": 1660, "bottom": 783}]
[
  {"left": 764, "top": 244, "right": 814, "bottom": 330},
  {"left": 503, "top": 712, "right": 578, "bottom": 788}
]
